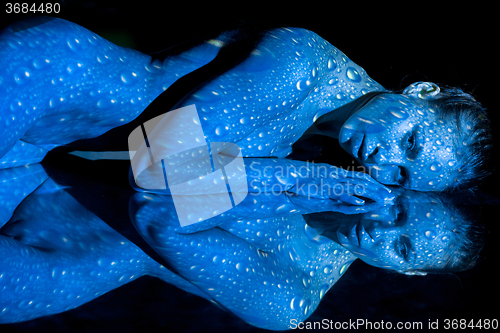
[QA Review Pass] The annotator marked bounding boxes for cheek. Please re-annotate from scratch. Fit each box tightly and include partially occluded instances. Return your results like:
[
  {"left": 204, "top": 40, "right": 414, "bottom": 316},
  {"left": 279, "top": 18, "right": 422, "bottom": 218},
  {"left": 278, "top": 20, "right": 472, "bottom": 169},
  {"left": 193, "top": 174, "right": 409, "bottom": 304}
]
[{"left": 342, "top": 114, "right": 386, "bottom": 135}]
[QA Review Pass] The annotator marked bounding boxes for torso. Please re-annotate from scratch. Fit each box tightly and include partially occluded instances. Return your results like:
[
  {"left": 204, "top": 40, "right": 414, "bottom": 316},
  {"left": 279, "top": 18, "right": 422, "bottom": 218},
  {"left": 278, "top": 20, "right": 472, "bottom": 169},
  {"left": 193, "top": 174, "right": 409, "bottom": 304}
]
[{"left": 1, "top": 19, "right": 384, "bottom": 157}]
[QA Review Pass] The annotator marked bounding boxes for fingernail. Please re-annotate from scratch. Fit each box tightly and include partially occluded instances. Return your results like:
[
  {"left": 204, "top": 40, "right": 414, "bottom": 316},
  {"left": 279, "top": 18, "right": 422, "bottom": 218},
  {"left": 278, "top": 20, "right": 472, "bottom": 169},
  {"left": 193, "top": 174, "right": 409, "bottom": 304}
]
[
  {"left": 355, "top": 198, "right": 365, "bottom": 205},
  {"left": 384, "top": 196, "right": 396, "bottom": 204}
]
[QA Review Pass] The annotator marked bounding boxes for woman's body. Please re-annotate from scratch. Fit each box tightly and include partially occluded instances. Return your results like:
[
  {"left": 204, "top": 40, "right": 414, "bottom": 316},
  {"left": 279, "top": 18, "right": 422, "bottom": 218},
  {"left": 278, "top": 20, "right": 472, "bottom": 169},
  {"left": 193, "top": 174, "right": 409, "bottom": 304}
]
[
  {"left": 1, "top": 18, "right": 491, "bottom": 197},
  {"left": 0, "top": 18, "right": 396, "bottom": 202},
  {"left": 0, "top": 18, "right": 382, "bottom": 159}
]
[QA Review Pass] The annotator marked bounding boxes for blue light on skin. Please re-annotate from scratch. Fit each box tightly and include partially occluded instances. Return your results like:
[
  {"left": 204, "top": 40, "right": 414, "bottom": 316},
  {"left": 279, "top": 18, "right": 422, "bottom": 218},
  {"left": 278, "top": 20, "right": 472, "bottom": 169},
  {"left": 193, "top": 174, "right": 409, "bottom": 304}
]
[
  {"left": 0, "top": 175, "right": 215, "bottom": 324},
  {"left": 0, "top": 170, "right": 464, "bottom": 328},
  {"left": 338, "top": 94, "right": 459, "bottom": 191},
  {"left": 332, "top": 187, "right": 454, "bottom": 273},
  {"left": 0, "top": 18, "right": 397, "bottom": 204},
  {"left": 130, "top": 188, "right": 461, "bottom": 329}
]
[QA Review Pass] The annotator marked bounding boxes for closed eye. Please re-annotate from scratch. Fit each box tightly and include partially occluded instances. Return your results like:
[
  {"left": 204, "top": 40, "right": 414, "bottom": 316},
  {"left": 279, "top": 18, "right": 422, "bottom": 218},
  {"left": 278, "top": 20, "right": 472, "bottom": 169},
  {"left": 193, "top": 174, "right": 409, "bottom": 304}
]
[
  {"left": 404, "top": 132, "right": 416, "bottom": 151},
  {"left": 395, "top": 235, "right": 413, "bottom": 261},
  {"left": 403, "top": 129, "right": 421, "bottom": 161}
]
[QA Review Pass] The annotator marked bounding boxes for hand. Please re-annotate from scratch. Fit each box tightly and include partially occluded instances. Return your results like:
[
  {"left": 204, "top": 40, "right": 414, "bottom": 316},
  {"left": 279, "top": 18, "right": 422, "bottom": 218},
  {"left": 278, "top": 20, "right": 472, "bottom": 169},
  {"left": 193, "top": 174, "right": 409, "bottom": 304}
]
[
  {"left": 285, "top": 163, "right": 395, "bottom": 205},
  {"left": 286, "top": 191, "right": 389, "bottom": 215}
]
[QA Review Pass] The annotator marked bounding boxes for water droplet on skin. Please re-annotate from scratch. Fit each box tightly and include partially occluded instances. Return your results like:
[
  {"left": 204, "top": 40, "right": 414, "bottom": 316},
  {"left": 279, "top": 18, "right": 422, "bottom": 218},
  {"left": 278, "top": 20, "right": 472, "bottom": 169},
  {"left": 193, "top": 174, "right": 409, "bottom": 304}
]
[
  {"left": 346, "top": 67, "right": 361, "bottom": 82},
  {"left": 120, "top": 71, "right": 138, "bottom": 84},
  {"left": 193, "top": 90, "right": 222, "bottom": 103},
  {"left": 97, "top": 55, "right": 110, "bottom": 64},
  {"left": 430, "top": 162, "right": 442, "bottom": 172},
  {"left": 97, "top": 98, "right": 117, "bottom": 109},
  {"left": 313, "top": 111, "right": 321, "bottom": 122},
  {"left": 296, "top": 79, "right": 310, "bottom": 91},
  {"left": 10, "top": 100, "right": 22, "bottom": 112},
  {"left": 66, "top": 62, "right": 84, "bottom": 74},
  {"left": 319, "top": 284, "right": 329, "bottom": 299},
  {"left": 311, "top": 63, "right": 319, "bottom": 79},
  {"left": 66, "top": 36, "right": 82, "bottom": 51},
  {"left": 328, "top": 78, "right": 338, "bottom": 85},
  {"left": 388, "top": 107, "right": 408, "bottom": 119},
  {"left": 212, "top": 255, "right": 225, "bottom": 264},
  {"left": 425, "top": 230, "right": 435, "bottom": 239},
  {"left": 448, "top": 161, "right": 455, "bottom": 167},
  {"left": 14, "top": 68, "right": 31, "bottom": 84},
  {"left": 33, "top": 57, "right": 50, "bottom": 69},
  {"left": 49, "top": 96, "right": 65, "bottom": 108},
  {"left": 327, "top": 57, "right": 337, "bottom": 71},
  {"left": 235, "top": 262, "right": 248, "bottom": 273},
  {"left": 339, "top": 262, "right": 350, "bottom": 275},
  {"left": 97, "top": 258, "right": 117, "bottom": 267},
  {"left": 290, "top": 296, "right": 306, "bottom": 310}
]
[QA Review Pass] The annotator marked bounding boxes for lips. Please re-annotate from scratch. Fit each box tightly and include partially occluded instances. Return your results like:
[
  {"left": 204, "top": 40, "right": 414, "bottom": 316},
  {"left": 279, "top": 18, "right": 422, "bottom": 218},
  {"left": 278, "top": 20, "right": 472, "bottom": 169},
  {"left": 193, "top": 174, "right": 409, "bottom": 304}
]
[
  {"left": 337, "top": 223, "right": 378, "bottom": 258},
  {"left": 348, "top": 133, "right": 365, "bottom": 160},
  {"left": 337, "top": 222, "right": 374, "bottom": 247}
]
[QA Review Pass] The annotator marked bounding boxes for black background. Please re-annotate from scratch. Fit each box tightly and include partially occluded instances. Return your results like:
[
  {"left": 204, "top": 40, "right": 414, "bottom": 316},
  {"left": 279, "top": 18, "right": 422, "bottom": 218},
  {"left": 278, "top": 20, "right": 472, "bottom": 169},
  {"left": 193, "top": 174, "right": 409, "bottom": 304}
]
[{"left": 1, "top": 1, "right": 498, "bottom": 332}]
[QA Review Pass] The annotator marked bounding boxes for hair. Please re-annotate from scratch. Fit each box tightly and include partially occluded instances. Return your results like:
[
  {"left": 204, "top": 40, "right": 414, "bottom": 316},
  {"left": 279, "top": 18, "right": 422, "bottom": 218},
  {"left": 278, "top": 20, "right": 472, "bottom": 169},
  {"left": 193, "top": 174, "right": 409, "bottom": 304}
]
[{"left": 425, "top": 86, "right": 495, "bottom": 191}]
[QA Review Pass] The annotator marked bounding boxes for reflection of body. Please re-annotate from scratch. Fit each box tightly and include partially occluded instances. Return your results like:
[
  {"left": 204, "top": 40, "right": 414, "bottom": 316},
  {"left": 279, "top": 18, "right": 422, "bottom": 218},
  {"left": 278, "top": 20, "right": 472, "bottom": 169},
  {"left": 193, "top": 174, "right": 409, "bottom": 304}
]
[
  {"left": 130, "top": 189, "right": 483, "bottom": 330},
  {"left": 0, "top": 165, "right": 483, "bottom": 328},
  {"left": 0, "top": 176, "right": 217, "bottom": 324},
  {"left": 0, "top": 18, "right": 492, "bottom": 196}
]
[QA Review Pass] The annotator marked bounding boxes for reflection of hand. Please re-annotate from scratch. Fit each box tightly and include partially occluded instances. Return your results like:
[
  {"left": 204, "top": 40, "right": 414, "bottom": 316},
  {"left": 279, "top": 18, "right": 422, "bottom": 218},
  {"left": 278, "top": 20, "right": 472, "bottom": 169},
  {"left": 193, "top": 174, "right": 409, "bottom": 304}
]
[
  {"left": 285, "top": 163, "right": 395, "bottom": 205},
  {"left": 287, "top": 191, "right": 389, "bottom": 215}
]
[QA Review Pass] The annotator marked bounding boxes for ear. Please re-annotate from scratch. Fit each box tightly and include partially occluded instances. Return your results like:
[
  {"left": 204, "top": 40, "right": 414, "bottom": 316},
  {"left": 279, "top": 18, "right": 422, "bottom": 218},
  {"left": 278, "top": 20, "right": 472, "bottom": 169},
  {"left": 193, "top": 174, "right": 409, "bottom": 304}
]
[{"left": 403, "top": 82, "right": 440, "bottom": 100}]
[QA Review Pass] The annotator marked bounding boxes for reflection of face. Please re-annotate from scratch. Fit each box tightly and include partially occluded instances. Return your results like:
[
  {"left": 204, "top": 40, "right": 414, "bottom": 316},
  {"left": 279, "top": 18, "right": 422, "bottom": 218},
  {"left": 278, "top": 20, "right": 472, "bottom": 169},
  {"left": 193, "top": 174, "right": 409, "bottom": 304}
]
[
  {"left": 336, "top": 189, "right": 453, "bottom": 272},
  {"left": 339, "top": 94, "right": 459, "bottom": 191}
]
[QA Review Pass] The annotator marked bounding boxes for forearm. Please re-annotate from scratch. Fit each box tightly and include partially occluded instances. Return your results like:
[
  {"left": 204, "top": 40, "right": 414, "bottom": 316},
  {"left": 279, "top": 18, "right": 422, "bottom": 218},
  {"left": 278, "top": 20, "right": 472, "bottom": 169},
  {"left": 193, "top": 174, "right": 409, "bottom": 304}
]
[{"left": 244, "top": 157, "right": 337, "bottom": 194}]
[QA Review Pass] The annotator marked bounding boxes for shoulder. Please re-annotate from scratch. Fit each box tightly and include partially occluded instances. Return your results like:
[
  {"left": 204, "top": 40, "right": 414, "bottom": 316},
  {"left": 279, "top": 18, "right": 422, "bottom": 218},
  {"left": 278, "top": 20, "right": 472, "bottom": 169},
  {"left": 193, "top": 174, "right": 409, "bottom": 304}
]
[{"left": 1, "top": 17, "right": 112, "bottom": 52}]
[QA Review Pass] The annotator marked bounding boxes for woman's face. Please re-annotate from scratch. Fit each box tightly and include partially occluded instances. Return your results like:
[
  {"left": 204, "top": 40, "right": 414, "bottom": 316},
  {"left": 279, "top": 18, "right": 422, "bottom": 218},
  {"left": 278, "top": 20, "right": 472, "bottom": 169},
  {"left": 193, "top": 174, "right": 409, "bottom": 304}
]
[
  {"left": 336, "top": 189, "right": 453, "bottom": 272},
  {"left": 339, "top": 94, "right": 459, "bottom": 191}
]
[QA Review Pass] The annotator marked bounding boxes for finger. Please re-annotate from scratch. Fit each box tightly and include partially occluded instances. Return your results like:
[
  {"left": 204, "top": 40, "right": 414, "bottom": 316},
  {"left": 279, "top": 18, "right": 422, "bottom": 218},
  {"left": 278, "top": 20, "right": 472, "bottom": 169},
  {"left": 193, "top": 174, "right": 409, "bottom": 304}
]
[
  {"left": 337, "top": 192, "right": 365, "bottom": 205},
  {"left": 343, "top": 179, "right": 395, "bottom": 203},
  {"left": 336, "top": 170, "right": 393, "bottom": 198},
  {"left": 329, "top": 201, "right": 386, "bottom": 214}
]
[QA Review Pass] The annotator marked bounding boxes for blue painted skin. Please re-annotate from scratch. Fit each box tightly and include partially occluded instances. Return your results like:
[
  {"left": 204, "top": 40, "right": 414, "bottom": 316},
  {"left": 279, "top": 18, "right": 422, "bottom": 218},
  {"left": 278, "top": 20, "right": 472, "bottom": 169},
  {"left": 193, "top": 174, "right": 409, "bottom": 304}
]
[
  {"left": 339, "top": 94, "right": 461, "bottom": 191},
  {"left": 0, "top": 18, "right": 469, "bottom": 197},
  {"left": 0, "top": 172, "right": 218, "bottom": 324},
  {"left": 0, "top": 17, "right": 469, "bottom": 328},
  {"left": 1, "top": 17, "right": 401, "bottom": 205},
  {"left": 0, "top": 169, "right": 458, "bottom": 329}
]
